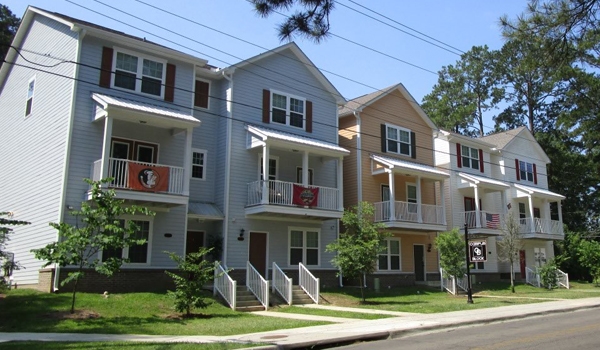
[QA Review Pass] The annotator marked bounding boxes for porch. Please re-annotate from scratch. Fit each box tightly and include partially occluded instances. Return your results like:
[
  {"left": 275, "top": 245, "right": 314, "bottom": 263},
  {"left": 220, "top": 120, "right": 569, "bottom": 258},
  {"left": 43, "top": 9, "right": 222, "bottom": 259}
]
[{"left": 513, "top": 184, "right": 565, "bottom": 240}]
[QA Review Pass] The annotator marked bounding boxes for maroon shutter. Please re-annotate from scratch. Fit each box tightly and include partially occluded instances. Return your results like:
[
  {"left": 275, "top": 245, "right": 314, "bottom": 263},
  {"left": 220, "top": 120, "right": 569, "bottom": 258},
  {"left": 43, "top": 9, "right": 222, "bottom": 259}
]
[
  {"left": 381, "top": 124, "right": 387, "bottom": 153},
  {"left": 410, "top": 132, "right": 416, "bottom": 159},
  {"left": 533, "top": 163, "right": 537, "bottom": 184},
  {"left": 515, "top": 159, "right": 520, "bottom": 181},
  {"left": 164, "top": 63, "right": 176, "bottom": 102},
  {"left": 456, "top": 143, "right": 462, "bottom": 168},
  {"left": 262, "top": 89, "right": 270, "bottom": 124},
  {"left": 479, "top": 149, "right": 484, "bottom": 172},
  {"left": 194, "top": 80, "right": 209, "bottom": 108},
  {"left": 305, "top": 100, "right": 313, "bottom": 133},
  {"left": 99, "top": 47, "right": 113, "bottom": 88}
]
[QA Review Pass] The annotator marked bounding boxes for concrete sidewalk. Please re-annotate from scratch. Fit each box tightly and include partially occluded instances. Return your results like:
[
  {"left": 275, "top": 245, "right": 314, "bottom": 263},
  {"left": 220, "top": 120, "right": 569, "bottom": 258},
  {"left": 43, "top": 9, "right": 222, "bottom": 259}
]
[{"left": 2, "top": 297, "right": 600, "bottom": 349}]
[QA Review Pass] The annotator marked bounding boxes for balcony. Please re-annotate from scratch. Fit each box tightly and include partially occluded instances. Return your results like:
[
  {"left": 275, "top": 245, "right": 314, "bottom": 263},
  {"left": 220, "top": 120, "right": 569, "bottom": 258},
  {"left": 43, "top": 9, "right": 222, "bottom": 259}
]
[
  {"left": 246, "top": 180, "right": 342, "bottom": 220},
  {"left": 374, "top": 200, "right": 446, "bottom": 231},
  {"left": 90, "top": 158, "right": 187, "bottom": 206},
  {"left": 519, "top": 217, "right": 564, "bottom": 239},
  {"left": 459, "top": 210, "right": 504, "bottom": 234}
]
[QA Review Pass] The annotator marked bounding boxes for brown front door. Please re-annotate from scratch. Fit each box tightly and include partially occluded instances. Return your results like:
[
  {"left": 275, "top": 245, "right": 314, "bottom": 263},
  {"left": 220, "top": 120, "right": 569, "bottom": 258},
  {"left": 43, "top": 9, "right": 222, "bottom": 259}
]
[
  {"left": 186, "top": 231, "right": 205, "bottom": 256},
  {"left": 519, "top": 250, "right": 526, "bottom": 278},
  {"left": 414, "top": 245, "right": 425, "bottom": 282},
  {"left": 249, "top": 232, "right": 267, "bottom": 277}
]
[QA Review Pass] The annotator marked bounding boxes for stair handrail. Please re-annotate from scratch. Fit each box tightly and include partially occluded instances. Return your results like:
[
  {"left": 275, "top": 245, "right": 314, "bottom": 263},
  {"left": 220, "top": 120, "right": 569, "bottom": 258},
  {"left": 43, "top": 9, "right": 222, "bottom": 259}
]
[
  {"left": 246, "top": 261, "right": 269, "bottom": 310},
  {"left": 298, "top": 262, "right": 319, "bottom": 304},
  {"left": 440, "top": 268, "right": 457, "bottom": 295},
  {"left": 456, "top": 274, "right": 469, "bottom": 292},
  {"left": 557, "top": 268, "right": 570, "bottom": 289},
  {"left": 272, "top": 262, "right": 292, "bottom": 305},
  {"left": 525, "top": 266, "right": 541, "bottom": 288},
  {"left": 213, "top": 262, "right": 236, "bottom": 310}
]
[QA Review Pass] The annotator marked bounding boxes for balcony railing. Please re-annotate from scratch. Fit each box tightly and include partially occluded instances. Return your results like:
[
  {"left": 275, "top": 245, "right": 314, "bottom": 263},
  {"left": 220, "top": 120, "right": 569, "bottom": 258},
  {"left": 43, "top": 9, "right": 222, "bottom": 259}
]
[
  {"left": 246, "top": 180, "right": 339, "bottom": 211},
  {"left": 91, "top": 158, "right": 185, "bottom": 195},
  {"left": 519, "top": 217, "right": 563, "bottom": 236},
  {"left": 374, "top": 201, "right": 445, "bottom": 225},
  {"left": 460, "top": 210, "right": 504, "bottom": 230}
]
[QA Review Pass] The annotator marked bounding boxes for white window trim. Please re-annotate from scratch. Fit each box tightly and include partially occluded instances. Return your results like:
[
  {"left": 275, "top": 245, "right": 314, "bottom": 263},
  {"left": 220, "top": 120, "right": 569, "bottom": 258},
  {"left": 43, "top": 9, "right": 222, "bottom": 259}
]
[
  {"left": 406, "top": 183, "right": 417, "bottom": 203},
  {"left": 519, "top": 160, "right": 535, "bottom": 182},
  {"left": 258, "top": 155, "right": 279, "bottom": 181},
  {"left": 461, "top": 145, "right": 480, "bottom": 170},
  {"left": 378, "top": 237, "right": 401, "bottom": 271},
  {"left": 111, "top": 47, "right": 168, "bottom": 99},
  {"left": 194, "top": 77, "right": 211, "bottom": 110},
  {"left": 288, "top": 227, "right": 321, "bottom": 267},
  {"left": 25, "top": 75, "right": 36, "bottom": 118},
  {"left": 98, "top": 216, "right": 153, "bottom": 266},
  {"left": 191, "top": 148, "right": 207, "bottom": 181},
  {"left": 270, "top": 89, "right": 306, "bottom": 130},
  {"left": 296, "top": 166, "right": 314, "bottom": 185},
  {"left": 385, "top": 123, "right": 412, "bottom": 157},
  {"left": 110, "top": 137, "right": 161, "bottom": 163}
]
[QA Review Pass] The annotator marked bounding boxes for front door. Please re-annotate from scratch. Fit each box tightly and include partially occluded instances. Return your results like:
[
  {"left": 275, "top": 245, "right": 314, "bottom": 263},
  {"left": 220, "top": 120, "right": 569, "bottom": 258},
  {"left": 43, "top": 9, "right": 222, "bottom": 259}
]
[
  {"left": 249, "top": 232, "right": 267, "bottom": 277},
  {"left": 186, "top": 231, "right": 205, "bottom": 256},
  {"left": 519, "top": 250, "right": 526, "bottom": 278},
  {"left": 414, "top": 245, "right": 425, "bottom": 282}
]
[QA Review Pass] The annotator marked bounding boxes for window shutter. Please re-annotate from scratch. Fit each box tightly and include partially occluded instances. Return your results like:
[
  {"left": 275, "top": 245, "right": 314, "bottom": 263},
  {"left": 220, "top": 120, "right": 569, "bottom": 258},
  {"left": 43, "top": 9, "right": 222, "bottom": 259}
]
[
  {"left": 479, "top": 149, "right": 484, "bottom": 172},
  {"left": 194, "top": 80, "right": 209, "bottom": 108},
  {"left": 381, "top": 124, "right": 387, "bottom": 153},
  {"left": 456, "top": 143, "right": 462, "bottom": 168},
  {"left": 533, "top": 163, "right": 538, "bottom": 184},
  {"left": 262, "top": 89, "right": 270, "bottom": 124},
  {"left": 410, "top": 132, "right": 416, "bottom": 159},
  {"left": 515, "top": 159, "right": 520, "bottom": 181},
  {"left": 164, "top": 63, "right": 176, "bottom": 102},
  {"left": 306, "top": 100, "right": 313, "bottom": 133},
  {"left": 99, "top": 47, "right": 113, "bottom": 88}
]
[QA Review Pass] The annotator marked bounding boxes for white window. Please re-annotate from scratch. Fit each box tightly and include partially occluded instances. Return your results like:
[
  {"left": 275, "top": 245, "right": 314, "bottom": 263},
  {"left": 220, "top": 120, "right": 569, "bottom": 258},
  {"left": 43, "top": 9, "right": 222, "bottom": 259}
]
[
  {"left": 386, "top": 124, "right": 411, "bottom": 156},
  {"left": 192, "top": 149, "right": 207, "bottom": 180},
  {"left": 113, "top": 49, "right": 166, "bottom": 97},
  {"left": 519, "top": 161, "right": 534, "bottom": 182},
  {"left": 378, "top": 238, "right": 401, "bottom": 271},
  {"left": 461, "top": 145, "right": 480, "bottom": 170},
  {"left": 271, "top": 91, "right": 305, "bottom": 129},
  {"left": 289, "top": 228, "right": 319, "bottom": 266},
  {"left": 25, "top": 77, "right": 35, "bottom": 117},
  {"left": 259, "top": 156, "right": 278, "bottom": 181},
  {"left": 100, "top": 218, "right": 152, "bottom": 265},
  {"left": 407, "top": 183, "right": 417, "bottom": 213},
  {"left": 534, "top": 247, "right": 547, "bottom": 266}
]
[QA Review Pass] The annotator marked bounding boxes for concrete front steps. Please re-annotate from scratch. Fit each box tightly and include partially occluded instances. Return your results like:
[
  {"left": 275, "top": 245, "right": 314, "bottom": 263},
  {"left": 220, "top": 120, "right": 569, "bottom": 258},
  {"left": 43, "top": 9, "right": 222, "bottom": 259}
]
[{"left": 234, "top": 285, "right": 316, "bottom": 312}]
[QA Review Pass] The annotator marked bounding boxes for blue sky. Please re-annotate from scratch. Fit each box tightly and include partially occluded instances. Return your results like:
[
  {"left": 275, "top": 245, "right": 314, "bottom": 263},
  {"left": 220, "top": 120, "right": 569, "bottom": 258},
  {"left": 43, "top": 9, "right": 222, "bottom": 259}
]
[{"left": 6, "top": 1, "right": 528, "bottom": 110}]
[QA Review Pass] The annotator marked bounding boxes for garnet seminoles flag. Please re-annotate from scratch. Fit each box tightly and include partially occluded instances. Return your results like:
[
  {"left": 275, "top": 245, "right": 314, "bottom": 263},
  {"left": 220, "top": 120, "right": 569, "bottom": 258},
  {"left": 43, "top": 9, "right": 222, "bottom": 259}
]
[
  {"left": 292, "top": 184, "right": 319, "bottom": 207},
  {"left": 128, "top": 163, "right": 170, "bottom": 192}
]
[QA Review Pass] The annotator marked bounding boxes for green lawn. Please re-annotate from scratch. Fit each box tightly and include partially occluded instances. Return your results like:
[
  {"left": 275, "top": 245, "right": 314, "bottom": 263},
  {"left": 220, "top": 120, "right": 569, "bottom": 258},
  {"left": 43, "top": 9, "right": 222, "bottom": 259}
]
[
  {"left": 270, "top": 305, "right": 393, "bottom": 320},
  {"left": 0, "top": 342, "right": 260, "bottom": 350},
  {"left": 0, "top": 289, "right": 328, "bottom": 336},
  {"left": 473, "top": 281, "right": 600, "bottom": 299}
]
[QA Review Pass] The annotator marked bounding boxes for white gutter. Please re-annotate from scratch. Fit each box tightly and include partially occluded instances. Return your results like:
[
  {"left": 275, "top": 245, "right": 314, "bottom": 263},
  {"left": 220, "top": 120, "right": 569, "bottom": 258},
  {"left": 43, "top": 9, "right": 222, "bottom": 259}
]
[{"left": 221, "top": 69, "right": 235, "bottom": 265}]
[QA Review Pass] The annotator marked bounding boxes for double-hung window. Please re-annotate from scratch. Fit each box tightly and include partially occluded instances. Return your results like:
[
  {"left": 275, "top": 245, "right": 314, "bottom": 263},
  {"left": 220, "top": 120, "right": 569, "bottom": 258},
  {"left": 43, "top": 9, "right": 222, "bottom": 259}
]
[
  {"left": 386, "top": 125, "right": 411, "bottom": 156},
  {"left": 192, "top": 149, "right": 207, "bottom": 180},
  {"left": 113, "top": 49, "right": 165, "bottom": 97},
  {"left": 461, "top": 145, "right": 480, "bottom": 170},
  {"left": 25, "top": 77, "right": 35, "bottom": 117},
  {"left": 271, "top": 91, "right": 305, "bottom": 129},
  {"left": 519, "top": 161, "right": 534, "bottom": 182},
  {"left": 407, "top": 184, "right": 418, "bottom": 214},
  {"left": 378, "top": 238, "right": 401, "bottom": 271},
  {"left": 289, "top": 229, "right": 319, "bottom": 266}
]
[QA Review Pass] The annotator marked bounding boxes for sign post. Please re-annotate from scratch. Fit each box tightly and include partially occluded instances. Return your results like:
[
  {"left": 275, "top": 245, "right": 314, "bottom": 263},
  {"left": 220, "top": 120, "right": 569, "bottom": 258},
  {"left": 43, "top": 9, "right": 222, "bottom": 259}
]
[{"left": 464, "top": 223, "right": 473, "bottom": 304}]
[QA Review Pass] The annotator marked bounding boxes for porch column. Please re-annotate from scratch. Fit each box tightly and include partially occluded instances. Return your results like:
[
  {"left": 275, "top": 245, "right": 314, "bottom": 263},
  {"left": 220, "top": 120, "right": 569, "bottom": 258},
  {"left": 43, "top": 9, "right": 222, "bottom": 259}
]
[
  {"left": 439, "top": 179, "right": 446, "bottom": 225},
  {"left": 261, "top": 144, "right": 270, "bottom": 204},
  {"left": 182, "top": 127, "right": 193, "bottom": 196},
  {"left": 100, "top": 116, "right": 113, "bottom": 182},
  {"left": 302, "top": 151, "right": 309, "bottom": 186},
  {"left": 543, "top": 199, "right": 550, "bottom": 233},
  {"left": 416, "top": 176, "right": 422, "bottom": 223},
  {"left": 557, "top": 201, "right": 564, "bottom": 234},
  {"left": 474, "top": 186, "right": 481, "bottom": 228},
  {"left": 527, "top": 195, "right": 535, "bottom": 233},
  {"left": 501, "top": 190, "right": 507, "bottom": 213},
  {"left": 387, "top": 169, "right": 396, "bottom": 221},
  {"left": 337, "top": 156, "right": 344, "bottom": 211}
]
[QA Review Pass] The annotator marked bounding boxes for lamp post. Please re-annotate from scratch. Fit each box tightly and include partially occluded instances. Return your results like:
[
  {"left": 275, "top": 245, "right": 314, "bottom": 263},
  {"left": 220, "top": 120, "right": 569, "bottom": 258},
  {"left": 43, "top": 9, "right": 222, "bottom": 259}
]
[{"left": 464, "top": 223, "right": 473, "bottom": 304}]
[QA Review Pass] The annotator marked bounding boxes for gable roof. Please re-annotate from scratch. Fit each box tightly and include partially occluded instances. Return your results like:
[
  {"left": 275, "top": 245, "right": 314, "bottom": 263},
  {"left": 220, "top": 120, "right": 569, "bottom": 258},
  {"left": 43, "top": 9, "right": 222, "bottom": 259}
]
[
  {"left": 480, "top": 127, "right": 550, "bottom": 163},
  {"left": 339, "top": 83, "right": 438, "bottom": 130},
  {"left": 227, "top": 42, "right": 346, "bottom": 105}
]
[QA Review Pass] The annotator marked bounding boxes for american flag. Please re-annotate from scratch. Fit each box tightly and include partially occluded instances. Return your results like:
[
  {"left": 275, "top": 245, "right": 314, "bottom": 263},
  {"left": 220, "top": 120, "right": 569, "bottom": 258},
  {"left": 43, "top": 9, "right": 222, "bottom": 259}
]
[{"left": 486, "top": 213, "right": 500, "bottom": 229}]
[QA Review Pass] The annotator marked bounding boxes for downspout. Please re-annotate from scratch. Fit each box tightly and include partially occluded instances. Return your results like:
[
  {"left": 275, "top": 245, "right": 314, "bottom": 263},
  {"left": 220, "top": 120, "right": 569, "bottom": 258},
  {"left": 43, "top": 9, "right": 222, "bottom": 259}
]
[
  {"left": 54, "top": 28, "right": 85, "bottom": 292},
  {"left": 353, "top": 110, "right": 362, "bottom": 203},
  {"left": 221, "top": 69, "right": 234, "bottom": 266}
]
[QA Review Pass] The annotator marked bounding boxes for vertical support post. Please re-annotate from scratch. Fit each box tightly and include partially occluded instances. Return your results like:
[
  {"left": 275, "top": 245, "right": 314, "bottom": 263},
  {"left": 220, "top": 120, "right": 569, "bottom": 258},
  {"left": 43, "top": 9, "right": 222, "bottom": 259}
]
[
  {"left": 557, "top": 201, "right": 564, "bottom": 234},
  {"left": 387, "top": 169, "right": 395, "bottom": 221},
  {"left": 182, "top": 127, "right": 193, "bottom": 196},
  {"left": 337, "top": 156, "right": 344, "bottom": 211},
  {"left": 416, "top": 176, "right": 422, "bottom": 223},
  {"left": 474, "top": 186, "right": 481, "bottom": 228},
  {"left": 100, "top": 116, "right": 113, "bottom": 182},
  {"left": 464, "top": 223, "right": 473, "bottom": 304},
  {"left": 528, "top": 195, "right": 535, "bottom": 233},
  {"left": 261, "top": 144, "right": 270, "bottom": 204},
  {"left": 302, "top": 151, "right": 309, "bottom": 186}
]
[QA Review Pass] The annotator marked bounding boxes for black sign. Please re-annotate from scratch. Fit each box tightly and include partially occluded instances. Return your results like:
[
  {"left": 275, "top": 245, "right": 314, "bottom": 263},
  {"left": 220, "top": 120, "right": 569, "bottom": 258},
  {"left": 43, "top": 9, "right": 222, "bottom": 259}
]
[{"left": 469, "top": 241, "right": 487, "bottom": 262}]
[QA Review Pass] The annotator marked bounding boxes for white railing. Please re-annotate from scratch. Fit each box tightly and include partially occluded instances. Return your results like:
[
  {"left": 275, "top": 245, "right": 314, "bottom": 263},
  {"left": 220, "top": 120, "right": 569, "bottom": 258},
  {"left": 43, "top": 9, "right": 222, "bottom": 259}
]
[
  {"left": 440, "top": 268, "right": 457, "bottom": 295},
  {"left": 91, "top": 158, "right": 185, "bottom": 195},
  {"left": 519, "top": 218, "right": 564, "bottom": 236},
  {"left": 272, "top": 262, "right": 292, "bottom": 305},
  {"left": 246, "top": 261, "right": 269, "bottom": 310},
  {"left": 460, "top": 211, "right": 504, "bottom": 230},
  {"left": 214, "top": 262, "right": 236, "bottom": 310},
  {"left": 557, "top": 269, "right": 570, "bottom": 289},
  {"left": 525, "top": 267, "right": 541, "bottom": 288},
  {"left": 299, "top": 262, "right": 319, "bottom": 304},
  {"left": 374, "top": 200, "right": 445, "bottom": 225},
  {"left": 246, "top": 180, "right": 339, "bottom": 211},
  {"left": 456, "top": 274, "right": 468, "bottom": 292}
]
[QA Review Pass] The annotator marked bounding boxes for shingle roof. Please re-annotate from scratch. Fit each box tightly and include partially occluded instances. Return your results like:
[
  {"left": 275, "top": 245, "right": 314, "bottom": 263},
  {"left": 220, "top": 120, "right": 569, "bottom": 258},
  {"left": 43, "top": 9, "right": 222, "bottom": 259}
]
[
  {"left": 339, "top": 84, "right": 400, "bottom": 116},
  {"left": 479, "top": 126, "right": 528, "bottom": 149}
]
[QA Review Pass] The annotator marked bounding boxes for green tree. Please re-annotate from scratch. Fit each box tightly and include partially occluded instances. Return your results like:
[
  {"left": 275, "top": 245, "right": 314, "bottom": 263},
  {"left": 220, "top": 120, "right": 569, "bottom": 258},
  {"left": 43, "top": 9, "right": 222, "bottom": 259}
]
[
  {"left": 326, "top": 202, "right": 388, "bottom": 302},
  {"left": 250, "top": 0, "right": 335, "bottom": 42},
  {"left": 497, "top": 213, "right": 523, "bottom": 293},
  {"left": 165, "top": 247, "right": 217, "bottom": 317},
  {"left": 0, "top": 4, "right": 20, "bottom": 60},
  {"left": 539, "top": 259, "right": 559, "bottom": 289},
  {"left": 0, "top": 211, "right": 29, "bottom": 290},
  {"left": 435, "top": 228, "right": 466, "bottom": 286},
  {"left": 577, "top": 236, "right": 600, "bottom": 285},
  {"left": 32, "top": 179, "right": 153, "bottom": 314}
]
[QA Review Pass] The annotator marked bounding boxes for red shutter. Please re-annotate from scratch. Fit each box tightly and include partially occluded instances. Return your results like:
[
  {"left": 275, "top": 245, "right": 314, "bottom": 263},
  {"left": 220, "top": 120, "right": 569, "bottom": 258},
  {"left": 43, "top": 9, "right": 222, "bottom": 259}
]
[
  {"left": 515, "top": 159, "right": 520, "bottom": 181},
  {"left": 305, "top": 100, "right": 313, "bottom": 133},
  {"left": 164, "top": 63, "right": 176, "bottom": 102},
  {"left": 456, "top": 143, "right": 462, "bottom": 168},
  {"left": 533, "top": 163, "right": 538, "bottom": 184},
  {"left": 99, "top": 47, "right": 113, "bottom": 88},
  {"left": 479, "top": 149, "right": 484, "bottom": 172},
  {"left": 262, "top": 89, "right": 270, "bottom": 124},
  {"left": 194, "top": 80, "right": 209, "bottom": 108}
]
